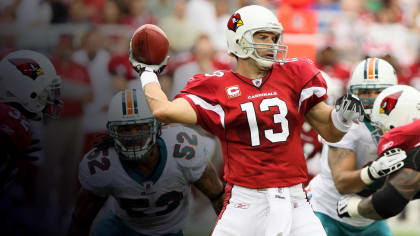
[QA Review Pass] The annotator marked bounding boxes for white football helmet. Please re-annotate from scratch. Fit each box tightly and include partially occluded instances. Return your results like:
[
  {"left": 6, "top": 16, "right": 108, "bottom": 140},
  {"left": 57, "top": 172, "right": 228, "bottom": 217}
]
[
  {"left": 371, "top": 85, "right": 420, "bottom": 136},
  {"left": 107, "top": 88, "right": 159, "bottom": 161},
  {"left": 0, "top": 50, "right": 63, "bottom": 120},
  {"left": 226, "top": 5, "right": 288, "bottom": 69},
  {"left": 349, "top": 58, "right": 397, "bottom": 116}
]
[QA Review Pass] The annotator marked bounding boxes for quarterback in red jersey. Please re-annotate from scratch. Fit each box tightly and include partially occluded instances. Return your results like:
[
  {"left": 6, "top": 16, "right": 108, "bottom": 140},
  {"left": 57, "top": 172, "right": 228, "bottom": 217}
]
[
  {"left": 130, "top": 5, "right": 364, "bottom": 236},
  {"left": 338, "top": 85, "right": 420, "bottom": 220},
  {"left": 176, "top": 58, "right": 328, "bottom": 188}
]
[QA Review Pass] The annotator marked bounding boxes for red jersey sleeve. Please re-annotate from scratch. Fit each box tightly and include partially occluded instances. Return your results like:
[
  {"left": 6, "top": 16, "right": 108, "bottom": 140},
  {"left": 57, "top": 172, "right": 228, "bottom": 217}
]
[
  {"left": 377, "top": 119, "right": 420, "bottom": 155},
  {"left": 283, "top": 58, "right": 327, "bottom": 115},
  {"left": 174, "top": 73, "right": 226, "bottom": 137},
  {"left": 300, "top": 72, "right": 328, "bottom": 114},
  {"left": 377, "top": 135, "right": 395, "bottom": 156}
]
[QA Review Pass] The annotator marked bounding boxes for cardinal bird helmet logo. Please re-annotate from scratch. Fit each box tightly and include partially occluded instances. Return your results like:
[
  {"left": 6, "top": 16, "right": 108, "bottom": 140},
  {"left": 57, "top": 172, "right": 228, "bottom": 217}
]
[
  {"left": 379, "top": 91, "right": 402, "bottom": 115},
  {"left": 227, "top": 13, "right": 243, "bottom": 32},
  {"left": 8, "top": 58, "right": 44, "bottom": 80}
]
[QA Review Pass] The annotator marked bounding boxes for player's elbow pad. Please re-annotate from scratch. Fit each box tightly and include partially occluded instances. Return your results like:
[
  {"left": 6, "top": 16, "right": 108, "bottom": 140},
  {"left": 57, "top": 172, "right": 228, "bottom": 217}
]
[{"left": 371, "top": 183, "right": 409, "bottom": 219}]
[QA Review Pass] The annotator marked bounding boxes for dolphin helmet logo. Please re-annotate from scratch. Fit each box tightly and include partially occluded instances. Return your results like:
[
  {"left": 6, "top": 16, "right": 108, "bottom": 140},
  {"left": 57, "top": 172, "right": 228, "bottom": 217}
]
[
  {"left": 8, "top": 58, "right": 44, "bottom": 80},
  {"left": 227, "top": 13, "right": 243, "bottom": 32},
  {"left": 380, "top": 91, "right": 402, "bottom": 115}
]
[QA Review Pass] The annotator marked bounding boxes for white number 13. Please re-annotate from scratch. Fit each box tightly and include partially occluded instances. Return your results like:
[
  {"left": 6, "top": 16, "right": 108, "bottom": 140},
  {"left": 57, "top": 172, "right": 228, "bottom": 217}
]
[{"left": 240, "top": 97, "right": 289, "bottom": 146}]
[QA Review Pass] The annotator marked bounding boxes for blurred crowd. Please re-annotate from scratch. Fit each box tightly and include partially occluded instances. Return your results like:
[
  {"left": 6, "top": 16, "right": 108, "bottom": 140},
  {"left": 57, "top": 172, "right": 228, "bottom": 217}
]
[{"left": 1, "top": 0, "right": 420, "bottom": 235}]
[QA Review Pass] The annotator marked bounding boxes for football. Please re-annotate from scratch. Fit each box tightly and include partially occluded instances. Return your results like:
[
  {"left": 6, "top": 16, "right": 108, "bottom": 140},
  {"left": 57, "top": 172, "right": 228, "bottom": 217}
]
[{"left": 130, "top": 24, "right": 169, "bottom": 65}]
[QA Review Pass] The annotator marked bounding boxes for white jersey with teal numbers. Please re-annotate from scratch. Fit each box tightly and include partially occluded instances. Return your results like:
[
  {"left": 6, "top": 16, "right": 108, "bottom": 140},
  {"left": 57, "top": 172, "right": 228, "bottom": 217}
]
[
  {"left": 79, "top": 124, "right": 210, "bottom": 235},
  {"left": 309, "top": 122, "right": 378, "bottom": 227}
]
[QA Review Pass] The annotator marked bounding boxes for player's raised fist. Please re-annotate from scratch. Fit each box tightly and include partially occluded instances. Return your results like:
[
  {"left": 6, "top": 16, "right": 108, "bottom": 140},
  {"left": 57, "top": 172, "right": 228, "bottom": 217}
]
[
  {"left": 335, "top": 94, "right": 365, "bottom": 123},
  {"left": 331, "top": 93, "right": 365, "bottom": 133},
  {"left": 129, "top": 24, "right": 169, "bottom": 75}
]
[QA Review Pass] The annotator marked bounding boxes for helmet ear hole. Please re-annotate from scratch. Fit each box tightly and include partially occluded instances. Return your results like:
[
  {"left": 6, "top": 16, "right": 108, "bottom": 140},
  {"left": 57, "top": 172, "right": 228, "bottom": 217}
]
[{"left": 30, "top": 92, "right": 37, "bottom": 99}]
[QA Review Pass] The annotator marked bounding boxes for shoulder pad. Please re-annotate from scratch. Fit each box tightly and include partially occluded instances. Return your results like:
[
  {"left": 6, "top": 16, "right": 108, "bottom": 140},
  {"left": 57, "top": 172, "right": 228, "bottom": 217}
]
[
  {"left": 163, "top": 125, "right": 208, "bottom": 182},
  {"left": 79, "top": 147, "right": 113, "bottom": 196}
]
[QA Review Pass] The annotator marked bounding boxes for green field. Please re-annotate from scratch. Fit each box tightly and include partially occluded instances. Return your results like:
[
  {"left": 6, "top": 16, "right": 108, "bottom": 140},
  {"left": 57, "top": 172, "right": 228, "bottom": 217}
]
[{"left": 395, "top": 233, "right": 420, "bottom": 236}]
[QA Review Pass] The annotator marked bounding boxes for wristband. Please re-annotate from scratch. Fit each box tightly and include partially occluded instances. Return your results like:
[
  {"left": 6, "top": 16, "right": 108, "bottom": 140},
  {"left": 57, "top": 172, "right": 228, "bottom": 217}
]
[
  {"left": 331, "top": 109, "right": 352, "bottom": 133},
  {"left": 140, "top": 71, "right": 160, "bottom": 89},
  {"left": 347, "top": 196, "right": 362, "bottom": 217},
  {"left": 360, "top": 167, "right": 374, "bottom": 185}
]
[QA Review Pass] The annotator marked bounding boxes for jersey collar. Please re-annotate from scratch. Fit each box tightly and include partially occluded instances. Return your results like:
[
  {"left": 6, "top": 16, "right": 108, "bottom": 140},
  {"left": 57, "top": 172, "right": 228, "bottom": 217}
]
[
  {"left": 231, "top": 67, "right": 273, "bottom": 89},
  {"left": 120, "top": 137, "right": 168, "bottom": 185},
  {"left": 363, "top": 119, "right": 380, "bottom": 144}
]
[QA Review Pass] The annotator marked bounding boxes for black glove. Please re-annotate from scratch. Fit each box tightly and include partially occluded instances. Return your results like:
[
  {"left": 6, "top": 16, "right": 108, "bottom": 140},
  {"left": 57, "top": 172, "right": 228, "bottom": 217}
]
[
  {"left": 334, "top": 93, "right": 365, "bottom": 123},
  {"left": 331, "top": 93, "right": 366, "bottom": 132}
]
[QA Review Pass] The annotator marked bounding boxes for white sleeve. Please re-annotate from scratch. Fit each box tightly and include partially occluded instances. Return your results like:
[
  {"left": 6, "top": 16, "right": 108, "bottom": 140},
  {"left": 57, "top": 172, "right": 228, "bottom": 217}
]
[
  {"left": 79, "top": 149, "right": 110, "bottom": 197},
  {"left": 327, "top": 126, "right": 358, "bottom": 151}
]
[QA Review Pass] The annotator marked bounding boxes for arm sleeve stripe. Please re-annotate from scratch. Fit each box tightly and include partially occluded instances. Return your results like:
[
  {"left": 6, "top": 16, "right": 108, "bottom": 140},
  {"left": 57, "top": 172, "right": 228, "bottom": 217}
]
[
  {"left": 298, "top": 87, "right": 327, "bottom": 112},
  {"left": 186, "top": 94, "right": 226, "bottom": 128}
]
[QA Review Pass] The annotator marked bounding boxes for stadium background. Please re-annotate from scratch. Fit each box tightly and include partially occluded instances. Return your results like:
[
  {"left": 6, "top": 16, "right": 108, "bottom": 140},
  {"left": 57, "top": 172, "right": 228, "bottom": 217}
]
[{"left": 0, "top": 0, "right": 419, "bottom": 235}]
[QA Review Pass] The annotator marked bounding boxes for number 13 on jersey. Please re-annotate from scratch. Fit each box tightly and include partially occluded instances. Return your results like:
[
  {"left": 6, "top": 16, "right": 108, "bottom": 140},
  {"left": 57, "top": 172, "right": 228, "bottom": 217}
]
[{"left": 240, "top": 97, "right": 290, "bottom": 146}]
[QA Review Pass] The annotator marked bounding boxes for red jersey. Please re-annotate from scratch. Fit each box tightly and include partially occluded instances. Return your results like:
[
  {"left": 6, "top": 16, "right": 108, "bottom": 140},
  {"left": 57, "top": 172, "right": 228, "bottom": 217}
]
[
  {"left": 300, "top": 123, "right": 323, "bottom": 186},
  {"left": 0, "top": 103, "right": 32, "bottom": 158},
  {"left": 52, "top": 58, "right": 91, "bottom": 117},
  {"left": 175, "top": 58, "right": 327, "bottom": 188},
  {"left": 301, "top": 124, "right": 322, "bottom": 161},
  {"left": 108, "top": 54, "right": 137, "bottom": 80},
  {"left": 377, "top": 119, "right": 420, "bottom": 156}
]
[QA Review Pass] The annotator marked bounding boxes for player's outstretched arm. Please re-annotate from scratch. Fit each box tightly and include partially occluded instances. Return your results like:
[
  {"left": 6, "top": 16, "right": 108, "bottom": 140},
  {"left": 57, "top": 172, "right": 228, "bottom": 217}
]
[
  {"left": 68, "top": 188, "right": 107, "bottom": 236},
  {"left": 129, "top": 50, "right": 197, "bottom": 125},
  {"left": 337, "top": 168, "right": 420, "bottom": 220},
  {"left": 144, "top": 81, "right": 197, "bottom": 125},
  {"left": 193, "top": 160, "right": 225, "bottom": 216},
  {"left": 306, "top": 94, "right": 365, "bottom": 143},
  {"left": 305, "top": 101, "right": 344, "bottom": 143}
]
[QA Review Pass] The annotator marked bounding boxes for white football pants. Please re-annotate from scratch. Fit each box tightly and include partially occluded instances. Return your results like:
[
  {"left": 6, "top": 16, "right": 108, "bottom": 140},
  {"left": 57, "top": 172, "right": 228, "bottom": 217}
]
[{"left": 211, "top": 183, "right": 326, "bottom": 236}]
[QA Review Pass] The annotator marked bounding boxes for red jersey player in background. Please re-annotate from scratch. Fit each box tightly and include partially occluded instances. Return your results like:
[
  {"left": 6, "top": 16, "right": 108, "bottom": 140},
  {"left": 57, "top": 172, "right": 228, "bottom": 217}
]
[
  {"left": 338, "top": 85, "right": 420, "bottom": 220},
  {"left": 0, "top": 50, "right": 63, "bottom": 191},
  {"left": 130, "top": 5, "right": 364, "bottom": 236},
  {"left": 0, "top": 50, "right": 63, "bottom": 234}
]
